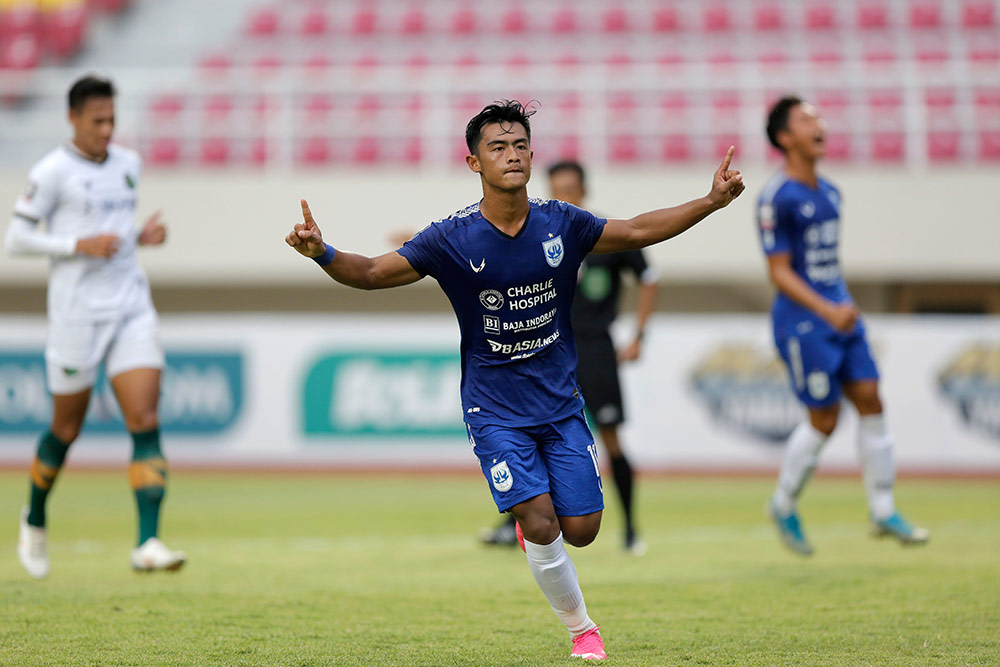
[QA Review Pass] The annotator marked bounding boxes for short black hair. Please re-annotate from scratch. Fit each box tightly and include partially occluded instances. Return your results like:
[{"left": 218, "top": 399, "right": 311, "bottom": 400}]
[
  {"left": 465, "top": 99, "right": 535, "bottom": 154},
  {"left": 68, "top": 75, "right": 116, "bottom": 111},
  {"left": 547, "top": 160, "right": 586, "bottom": 186},
  {"left": 766, "top": 95, "right": 803, "bottom": 152}
]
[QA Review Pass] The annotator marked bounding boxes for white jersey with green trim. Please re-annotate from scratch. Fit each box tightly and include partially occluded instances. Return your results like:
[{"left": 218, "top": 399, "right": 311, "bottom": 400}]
[{"left": 12, "top": 144, "right": 150, "bottom": 322}]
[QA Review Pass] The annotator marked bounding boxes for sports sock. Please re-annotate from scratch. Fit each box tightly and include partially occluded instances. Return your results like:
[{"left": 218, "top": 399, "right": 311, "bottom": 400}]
[
  {"left": 857, "top": 414, "right": 896, "bottom": 521},
  {"left": 129, "top": 428, "right": 167, "bottom": 546},
  {"left": 523, "top": 532, "right": 597, "bottom": 638},
  {"left": 610, "top": 454, "right": 635, "bottom": 535},
  {"left": 27, "top": 431, "right": 71, "bottom": 527},
  {"left": 772, "top": 422, "right": 828, "bottom": 515}
]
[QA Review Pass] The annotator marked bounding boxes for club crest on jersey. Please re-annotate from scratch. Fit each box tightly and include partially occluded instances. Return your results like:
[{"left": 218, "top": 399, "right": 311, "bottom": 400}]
[
  {"left": 542, "top": 235, "right": 564, "bottom": 267},
  {"left": 799, "top": 201, "right": 816, "bottom": 218},
  {"left": 479, "top": 289, "right": 504, "bottom": 311},
  {"left": 490, "top": 461, "right": 513, "bottom": 492}
]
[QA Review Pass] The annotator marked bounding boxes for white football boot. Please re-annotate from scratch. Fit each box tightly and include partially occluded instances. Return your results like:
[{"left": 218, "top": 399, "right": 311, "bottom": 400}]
[
  {"left": 18, "top": 507, "right": 50, "bottom": 580},
  {"left": 131, "top": 537, "right": 187, "bottom": 572}
]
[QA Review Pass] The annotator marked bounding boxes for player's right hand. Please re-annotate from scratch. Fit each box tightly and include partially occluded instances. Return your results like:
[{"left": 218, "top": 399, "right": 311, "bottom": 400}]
[
  {"left": 285, "top": 198, "right": 326, "bottom": 258},
  {"left": 824, "top": 302, "right": 860, "bottom": 333},
  {"left": 75, "top": 234, "right": 120, "bottom": 259}
]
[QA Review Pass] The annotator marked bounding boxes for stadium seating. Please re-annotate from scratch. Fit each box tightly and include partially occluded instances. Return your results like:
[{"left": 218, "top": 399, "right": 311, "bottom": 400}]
[{"left": 19, "top": 0, "right": 987, "bottom": 168}]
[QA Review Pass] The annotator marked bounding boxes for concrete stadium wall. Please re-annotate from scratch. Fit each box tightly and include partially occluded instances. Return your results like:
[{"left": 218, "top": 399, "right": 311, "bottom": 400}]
[{"left": 1, "top": 165, "right": 998, "bottom": 289}]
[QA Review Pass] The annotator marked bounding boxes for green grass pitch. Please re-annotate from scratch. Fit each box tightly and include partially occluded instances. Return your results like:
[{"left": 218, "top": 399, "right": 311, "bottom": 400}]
[{"left": 1, "top": 470, "right": 997, "bottom": 666}]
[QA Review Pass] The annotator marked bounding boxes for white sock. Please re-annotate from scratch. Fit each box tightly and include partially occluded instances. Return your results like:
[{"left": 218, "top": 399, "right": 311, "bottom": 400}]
[
  {"left": 772, "top": 422, "right": 828, "bottom": 514},
  {"left": 523, "top": 532, "right": 596, "bottom": 638},
  {"left": 858, "top": 414, "right": 896, "bottom": 521}
]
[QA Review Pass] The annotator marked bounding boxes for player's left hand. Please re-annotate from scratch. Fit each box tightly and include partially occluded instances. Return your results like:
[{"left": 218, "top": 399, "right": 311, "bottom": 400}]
[
  {"left": 138, "top": 211, "right": 167, "bottom": 246},
  {"left": 708, "top": 146, "right": 745, "bottom": 209},
  {"left": 617, "top": 339, "right": 642, "bottom": 363}
]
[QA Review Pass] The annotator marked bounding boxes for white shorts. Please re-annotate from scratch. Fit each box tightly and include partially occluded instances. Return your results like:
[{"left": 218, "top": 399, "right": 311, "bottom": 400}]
[{"left": 45, "top": 303, "right": 164, "bottom": 395}]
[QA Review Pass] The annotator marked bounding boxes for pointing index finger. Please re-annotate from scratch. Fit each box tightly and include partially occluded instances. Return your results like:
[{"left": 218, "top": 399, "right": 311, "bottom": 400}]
[
  {"left": 719, "top": 145, "right": 735, "bottom": 172},
  {"left": 300, "top": 198, "right": 315, "bottom": 227}
]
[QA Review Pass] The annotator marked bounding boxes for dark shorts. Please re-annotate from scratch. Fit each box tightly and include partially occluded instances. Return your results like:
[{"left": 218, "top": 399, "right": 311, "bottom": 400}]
[
  {"left": 576, "top": 333, "right": 624, "bottom": 426},
  {"left": 468, "top": 410, "right": 605, "bottom": 516}
]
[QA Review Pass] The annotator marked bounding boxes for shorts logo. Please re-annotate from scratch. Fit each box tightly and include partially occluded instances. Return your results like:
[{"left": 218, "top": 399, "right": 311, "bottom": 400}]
[
  {"left": 490, "top": 461, "right": 513, "bottom": 492},
  {"left": 479, "top": 289, "right": 504, "bottom": 311},
  {"left": 483, "top": 315, "right": 500, "bottom": 335},
  {"left": 542, "top": 235, "right": 563, "bottom": 268},
  {"left": 63, "top": 368, "right": 77, "bottom": 376},
  {"left": 807, "top": 371, "right": 830, "bottom": 400}
]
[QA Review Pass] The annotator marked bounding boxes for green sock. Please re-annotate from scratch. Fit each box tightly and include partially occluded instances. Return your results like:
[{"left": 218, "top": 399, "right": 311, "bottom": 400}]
[
  {"left": 129, "top": 428, "right": 167, "bottom": 546},
  {"left": 27, "top": 431, "right": 71, "bottom": 528}
]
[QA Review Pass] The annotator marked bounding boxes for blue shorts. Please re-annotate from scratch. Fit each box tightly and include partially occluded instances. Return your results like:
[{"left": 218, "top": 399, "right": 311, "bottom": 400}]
[
  {"left": 775, "top": 322, "right": 880, "bottom": 408},
  {"left": 468, "top": 410, "right": 605, "bottom": 516}
]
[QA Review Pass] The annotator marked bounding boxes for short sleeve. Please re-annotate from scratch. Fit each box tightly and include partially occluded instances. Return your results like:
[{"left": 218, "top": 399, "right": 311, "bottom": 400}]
[
  {"left": 758, "top": 192, "right": 792, "bottom": 256},
  {"left": 623, "top": 249, "right": 657, "bottom": 283},
  {"left": 397, "top": 221, "right": 445, "bottom": 278},
  {"left": 562, "top": 202, "right": 606, "bottom": 255},
  {"left": 13, "top": 160, "right": 60, "bottom": 225}
]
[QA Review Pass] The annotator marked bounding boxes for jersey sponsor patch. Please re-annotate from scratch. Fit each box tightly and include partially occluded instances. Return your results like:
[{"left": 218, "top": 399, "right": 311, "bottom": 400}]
[
  {"left": 542, "top": 235, "right": 564, "bottom": 267},
  {"left": 23, "top": 180, "right": 38, "bottom": 201},
  {"left": 483, "top": 315, "right": 500, "bottom": 334},
  {"left": 490, "top": 460, "right": 513, "bottom": 492},
  {"left": 758, "top": 203, "right": 775, "bottom": 230},
  {"left": 479, "top": 289, "right": 504, "bottom": 310}
]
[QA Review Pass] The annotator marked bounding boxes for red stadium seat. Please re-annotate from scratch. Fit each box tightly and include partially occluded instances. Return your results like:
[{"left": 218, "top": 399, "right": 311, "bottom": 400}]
[
  {"left": 505, "top": 54, "right": 532, "bottom": 69},
  {"left": 502, "top": 7, "right": 526, "bottom": 33},
  {"left": 823, "top": 132, "right": 852, "bottom": 160},
  {"left": 0, "top": 32, "right": 40, "bottom": 70},
  {"left": 147, "top": 138, "right": 181, "bottom": 166},
  {"left": 967, "top": 36, "right": 1000, "bottom": 64},
  {"left": 555, "top": 135, "right": 580, "bottom": 160},
  {"left": 863, "top": 38, "right": 898, "bottom": 64},
  {"left": 550, "top": 7, "right": 578, "bottom": 34},
  {"left": 809, "top": 41, "right": 844, "bottom": 64},
  {"left": 203, "top": 95, "right": 234, "bottom": 120},
  {"left": 652, "top": 5, "right": 680, "bottom": 31},
  {"left": 245, "top": 7, "right": 279, "bottom": 37},
  {"left": 555, "top": 52, "right": 581, "bottom": 68},
  {"left": 41, "top": 1, "right": 88, "bottom": 59},
  {"left": 353, "top": 136, "right": 379, "bottom": 164},
  {"left": 400, "top": 8, "right": 426, "bottom": 35},
  {"left": 758, "top": 44, "right": 790, "bottom": 65},
  {"left": 88, "top": 0, "right": 131, "bottom": 13},
  {"left": 404, "top": 53, "right": 430, "bottom": 70},
  {"left": 915, "top": 37, "right": 949, "bottom": 65},
  {"left": 977, "top": 131, "right": 1000, "bottom": 159},
  {"left": 299, "top": 9, "right": 330, "bottom": 36},
  {"left": 805, "top": 3, "right": 837, "bottom": 30},
  {"left": 660, "top": 134, "right": 691, "bottom": 161},
  {"left": 710, "top": 133, "right": 740, "bottom": 160},
  {"left": 928, "top": 130, "right": 960, "bottom": 161},
  {"left": 198, "top": 53, "right": 233, "bottom": 78},
  {"left": 298, "top": 136, "right": 332, "bottom": 165},
  {"left": 252, "top": 54, "right": 282, "bottom": 77},
  {"left": 926, "top": 88, "right": 956, "bottom": 109},
  {"left": 609, "top": 134, "right": 639, "bottom": 163},
  {"left": 402, "top": 137, "right": 422, "bottom": 164},
  {"left": 602, "top": 7, "right": 628, "bottom": 32},
  {"left": 871, "top": 132, "right": 905, "bottom": 160},
  {"left": 604, "top": 52, "right": 632, "bottom": 68},
  {"left": 962, "top": 1, "right": 995, "bottom": 27},
  {"left": 703, "top": 5, "right": 731, "bottom": 31},
  {"left": 909, "top": 2, "right": 942, "bottom": 28},
  {"left": 302, "top": 53, "right": 332, "bottom": 74},
  {"left": 0, "top": 2, "right": 40, "bottom": 40},
  {"left": 754, "top": 4, "right": 784, "bottom": 31},
  {"left": 200, "top": 138, "right": 231, "bottom": 165},
  {"left": 249, "top": 138, "right": 270, "bottom": 165},
  {"left": 450, "top": 7, "right": 476, "bottom": 35},
  {"left": 857, "top": 3, "right": 890, "bottom": 29},
  {"left": 150, "top": 94, "right": 184, "bottom": 117},
  {"left": 350, "top": 7, "right": 376, "bottom": 35},
  {"left": 455, "top": 53, "right": 479, "bottom": 68}
]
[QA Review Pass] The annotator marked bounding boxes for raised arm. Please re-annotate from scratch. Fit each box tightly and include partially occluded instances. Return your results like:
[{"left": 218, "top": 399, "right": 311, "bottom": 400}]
[
  {"left": 593, "top": 147, "right": 745, "bottom": 254},
  {"left": 285, "top": 199, "right": 422, "bottom": 290}
]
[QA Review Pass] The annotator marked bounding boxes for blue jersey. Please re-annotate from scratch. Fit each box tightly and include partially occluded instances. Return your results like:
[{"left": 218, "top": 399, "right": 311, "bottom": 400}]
[
  {"left": 398, "top": 198, "right": 607, "bottom": 427},
  {"left": 757, "top": 172, "right": 854, "bottom": 335}
]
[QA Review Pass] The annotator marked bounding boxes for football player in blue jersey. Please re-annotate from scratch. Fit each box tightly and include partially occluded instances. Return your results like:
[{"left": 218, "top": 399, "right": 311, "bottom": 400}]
[
  {"left": 758, "top": 96, "right": 929, "bottom": 557},
  {"left": 286, "top": 100, "right": 744, "bottom": 661}
]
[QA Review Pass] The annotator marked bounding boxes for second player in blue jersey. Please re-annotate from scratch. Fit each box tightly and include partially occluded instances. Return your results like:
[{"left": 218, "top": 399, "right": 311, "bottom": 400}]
[{"left": 285, "top": 100, "right": 744, "bottom": 660}]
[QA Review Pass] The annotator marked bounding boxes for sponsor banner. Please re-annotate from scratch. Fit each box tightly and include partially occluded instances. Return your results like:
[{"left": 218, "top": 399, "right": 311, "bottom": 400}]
[
  {"left": 0, "top": 351, "right": 243, "bottom": 435},
  {"left": 302, "top": 351, "right": 463, "bottom": 438},
  {"left": 0, "top": 314, "right": 996, "bottom": 471}
]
